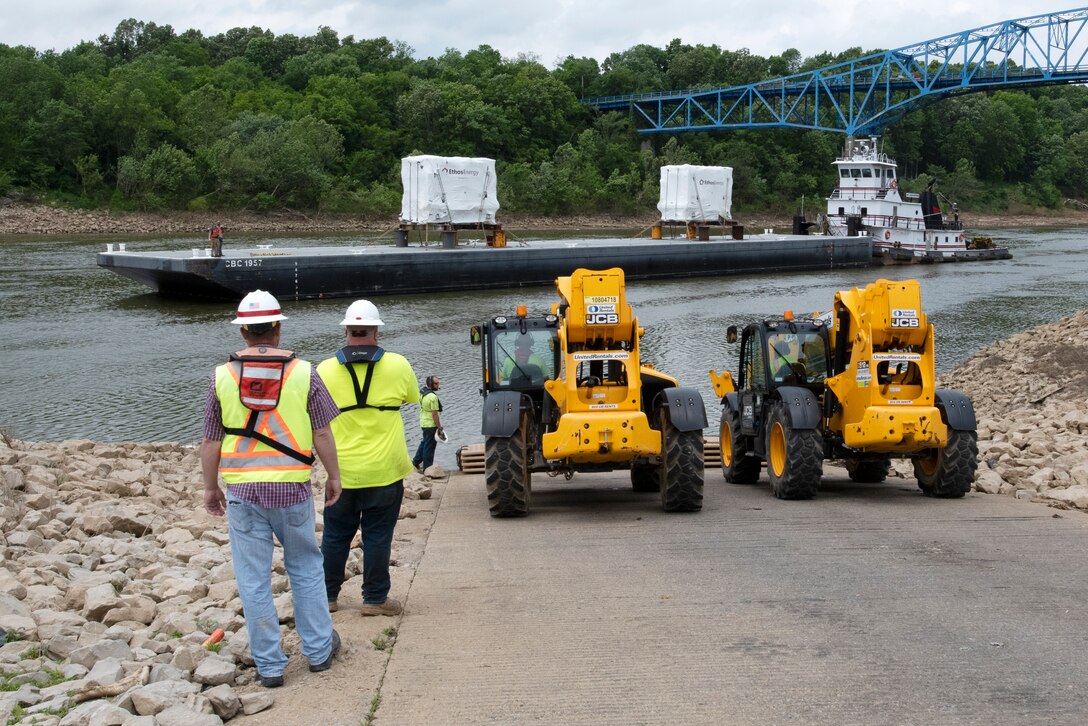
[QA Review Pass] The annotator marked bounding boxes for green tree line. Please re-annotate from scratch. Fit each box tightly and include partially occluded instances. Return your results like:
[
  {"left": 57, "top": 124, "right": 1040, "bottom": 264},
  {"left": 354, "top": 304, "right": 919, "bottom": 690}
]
[{"left": 3, "top": 19, "right": 1088, "bottom": 218}]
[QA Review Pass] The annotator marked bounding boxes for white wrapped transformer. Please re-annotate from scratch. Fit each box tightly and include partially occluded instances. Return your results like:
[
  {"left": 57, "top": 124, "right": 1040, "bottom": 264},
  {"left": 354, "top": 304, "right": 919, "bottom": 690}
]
[
  {"left": 657, "top": 165, "right": 733, "bottom": 222},
  {"left": 400, "top": 156, "right": 500, "bottom": 225}
]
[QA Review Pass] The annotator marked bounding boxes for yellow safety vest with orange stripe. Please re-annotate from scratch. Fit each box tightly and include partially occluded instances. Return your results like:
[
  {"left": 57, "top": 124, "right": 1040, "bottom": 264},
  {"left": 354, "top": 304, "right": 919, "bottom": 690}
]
[{"left": 215, "top": 353, "right": 314, "bottom": 484}]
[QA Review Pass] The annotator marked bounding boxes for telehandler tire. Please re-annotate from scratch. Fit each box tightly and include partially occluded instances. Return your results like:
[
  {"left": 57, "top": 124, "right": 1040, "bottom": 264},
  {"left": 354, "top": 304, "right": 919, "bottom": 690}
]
[
  {"left": 914, "top": 429, "right": 978, "bottom": 498},
  {"left": 766, "top": 402, "right": 822, "bottom": 500},
  {"left": 659, "top": 411, "right": 704, "bottom": 512},
  {"left": 485, "top": 417, "right": 533, "bottom": 517},
  {"left": 720, "top": 405, "right": 760, "bottom": 484},
  {"left": 630, "top": 463, "right": 661, "bottom": 493},
  {"left": 845, "top": 457, "right": 891, "bottom": 483}
]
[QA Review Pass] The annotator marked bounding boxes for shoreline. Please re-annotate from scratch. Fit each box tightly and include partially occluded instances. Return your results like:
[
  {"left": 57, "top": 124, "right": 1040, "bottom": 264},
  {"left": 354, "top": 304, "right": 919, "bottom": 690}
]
[{"left": 2, "top": 201, "right": 1087, "bottom": 237}]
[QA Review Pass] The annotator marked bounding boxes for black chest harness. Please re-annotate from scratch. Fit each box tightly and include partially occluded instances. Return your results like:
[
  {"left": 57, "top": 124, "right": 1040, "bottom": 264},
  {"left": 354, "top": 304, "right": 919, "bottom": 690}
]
[{"left": 337, "top": 345, "right": 401, "bottom": 413}]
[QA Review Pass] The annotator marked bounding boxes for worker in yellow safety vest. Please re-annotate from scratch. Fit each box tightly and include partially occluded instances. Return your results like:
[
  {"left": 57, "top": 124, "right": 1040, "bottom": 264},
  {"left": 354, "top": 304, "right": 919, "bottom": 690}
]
[
  {"left": 316, "top": 299, "right": 421, "bottom": 617},
  {"left": 201, "top": 289, "right": 343, "bottom": 688}
]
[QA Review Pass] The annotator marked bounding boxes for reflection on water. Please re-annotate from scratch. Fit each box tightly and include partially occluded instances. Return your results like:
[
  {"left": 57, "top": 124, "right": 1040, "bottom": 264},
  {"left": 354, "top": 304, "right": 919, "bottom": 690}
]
[{"left": 1, "top": 227, "right": 1085, "bottom": 469}]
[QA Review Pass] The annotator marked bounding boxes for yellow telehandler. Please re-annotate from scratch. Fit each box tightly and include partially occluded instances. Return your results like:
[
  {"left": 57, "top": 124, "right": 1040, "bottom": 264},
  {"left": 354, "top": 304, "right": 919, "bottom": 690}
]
[
  {"left": 710, "top": 278, "right": 977, "bottom": 499},
  {"left": 471, "top": 268, "right": 706, "bottom": 516}
]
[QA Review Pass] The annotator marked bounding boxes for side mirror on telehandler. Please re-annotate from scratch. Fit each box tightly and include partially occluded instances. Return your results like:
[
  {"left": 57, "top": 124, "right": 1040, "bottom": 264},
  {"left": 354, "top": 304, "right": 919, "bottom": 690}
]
[
  {"left": 469, "top": 325, "right": 482, "bottom": 346},
  {"left": 726, "top": 325, "right": 738, "bottom": 344}
]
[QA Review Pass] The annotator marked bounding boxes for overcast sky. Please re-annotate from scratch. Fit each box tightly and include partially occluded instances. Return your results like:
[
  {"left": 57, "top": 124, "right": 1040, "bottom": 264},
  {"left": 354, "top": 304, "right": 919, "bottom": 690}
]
[{"left": 3, "top": 1, "right": 1078, "bottom": 68}]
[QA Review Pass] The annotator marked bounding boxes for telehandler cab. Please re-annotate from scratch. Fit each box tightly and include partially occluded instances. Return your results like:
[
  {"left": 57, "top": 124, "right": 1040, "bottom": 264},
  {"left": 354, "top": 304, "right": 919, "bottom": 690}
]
[
  {"left": 471, "top": 268, "right": 707, "bottom": 516},
  {"left": 709, "top": 278, "right": 978, "bottom": 499}
]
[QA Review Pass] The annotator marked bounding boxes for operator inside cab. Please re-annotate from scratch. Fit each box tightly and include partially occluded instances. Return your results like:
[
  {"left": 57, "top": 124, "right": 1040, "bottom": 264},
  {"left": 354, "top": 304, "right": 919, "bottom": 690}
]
[
  {"left": 768, "top": 332, "right": 827, "bottom": 385},
  {"left": 496, "top": 332, "right": 552, "bottom": 386}
]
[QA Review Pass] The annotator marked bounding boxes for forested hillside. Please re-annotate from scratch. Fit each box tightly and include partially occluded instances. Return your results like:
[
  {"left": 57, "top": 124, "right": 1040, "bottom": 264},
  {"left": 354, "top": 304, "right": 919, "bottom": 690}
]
[{"left": 3, "top": 19, "right": 1088, "bottom": 218}]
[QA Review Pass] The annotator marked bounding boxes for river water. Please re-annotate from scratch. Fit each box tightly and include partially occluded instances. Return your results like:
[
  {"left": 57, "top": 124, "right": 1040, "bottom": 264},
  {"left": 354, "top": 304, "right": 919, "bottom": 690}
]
[{"left": 0, "top": 228, "right": 1085, "bottom": 468}]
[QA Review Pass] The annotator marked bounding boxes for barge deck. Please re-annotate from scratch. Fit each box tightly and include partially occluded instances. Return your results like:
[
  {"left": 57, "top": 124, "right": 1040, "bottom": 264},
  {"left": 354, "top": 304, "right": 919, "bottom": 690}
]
[{"left": 97, "top": 233, "right": 873, "bottom": 301}]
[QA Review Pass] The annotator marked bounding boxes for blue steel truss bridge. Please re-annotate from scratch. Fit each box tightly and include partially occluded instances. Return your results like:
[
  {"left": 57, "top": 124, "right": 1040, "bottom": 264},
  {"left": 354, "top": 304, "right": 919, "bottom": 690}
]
[{"left": 584, "top": 7, "right": 1088, "bottom": 136}]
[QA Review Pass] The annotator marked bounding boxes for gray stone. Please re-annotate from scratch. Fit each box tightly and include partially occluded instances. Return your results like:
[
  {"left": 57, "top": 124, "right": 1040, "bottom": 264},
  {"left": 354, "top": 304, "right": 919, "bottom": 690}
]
[
  {"left": 81, "top": 506, "right": 153, "bottom": 537},
  {"left": 58, "top": 700, "right": 131, "bottom": 726},
  {"left": 0, "top": 570, "right": 27, "bottom": 600},
  {"left": 24, "top": 584, "right": 64, "bottom": 609},
  {"left": 153, "top": 704, "right": 223, "bottom": 726},
  {"left": 158, "top": 578, "right": 207, "bottom": 601},
  {"left": 162, "top": 542, "right": 203, "bottom": 563},
  {"left": 1046, "top": 484, "right": 1088, "bottom": 508},
  {"left": 0, "top": 613, "right": 37, "bottom": 639},
  {"left": 224, "top": 628, "right": 253, "bottom": 667},
  {"left": 239, "top": 691, "right": 275, "bottom": 715},
  {"left": 68, "top": 639, "right": 133, "bottom": 669},
  {"left": 201, "top": 684, "right": 240, "bottom": 720},
  {"left": 206, "top": 581, "right": 237, "bottom": 603},
  {"left": 101, "top": 597, "right": 156, "bottom": 627},
  {"left": 156, "top": 528, "right": 194, "bottom": 546},
  {"left": 0, "top": 592, "right": 32, "bottom": 619},
  {"left": 199, "top": 531, "right": 230, "bottom": 546},
  {"left": 148, "top": 664, "right": 188, "bottom": 684},
  {"left": 34, "top": 609, "right": 85, "bottom": 630},
  {"left": 45, "top": 633, "right": 80, "bottom": 659},
  {"left": 169, "top": 644, "right": 206, "bottom": 672},
  {"left": 25, "top": 695, "right": 72, "bottom": 716},
  {"left": 207, "top": 563, "right": 233, "bottom": 585},
  {"left": 192, "top": 656, "right": 236, "bottom": 686},
  {"left": 10, "top": 670, "right": 52, "bottom": 687},
  {"left": 0, "top": 640, "right": 32, "bottom": 662},
  {"left": 127, "top": 679, "right": 200, "bottom": 716},
  {"left": 60, "top": 663, "right": 88, "bottom": 679},
  {"left": 0, "top": 695, "right": 15, "bottom": 726},
  {"left": 101, "top": 625, "right": 133, "bottom": 643},
  {"left": 86, "top": 657, "right": 125, "bottom": 687},
  {"left": 11, "top": 682, "right": 41, "bottom": 706},
  {"left": 40, "top": 677, "right": 88, "bottom": 699},
  {"left": 273, "top": 592, "right": 294, "bottom": 622}
]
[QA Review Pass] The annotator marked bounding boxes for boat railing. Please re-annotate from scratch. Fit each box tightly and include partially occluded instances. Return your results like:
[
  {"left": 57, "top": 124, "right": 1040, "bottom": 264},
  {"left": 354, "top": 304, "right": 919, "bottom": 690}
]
[
  {"left": 827, "top": 212, "right": 925, "bottom": 232},
  {"left": 828, "top": 188, "right": 893, "bottom": 201}
]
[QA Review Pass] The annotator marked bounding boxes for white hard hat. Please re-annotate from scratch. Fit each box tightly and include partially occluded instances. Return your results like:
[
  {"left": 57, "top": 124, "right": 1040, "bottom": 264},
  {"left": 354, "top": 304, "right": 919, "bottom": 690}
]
[
  {"left": 231, "top": 290, "right": 287, "bottom": 325},
  {"left": 339, "top": 299, "right": 384, "bottom": 327}
]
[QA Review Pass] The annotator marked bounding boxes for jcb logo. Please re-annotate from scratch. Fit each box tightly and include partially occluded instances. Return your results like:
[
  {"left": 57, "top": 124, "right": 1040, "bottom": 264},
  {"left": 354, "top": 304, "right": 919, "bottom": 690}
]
[
  {"left": 586, "top": 313, "right": 619, "bottom": 325},
  {"left": 891, "top": 318, "right": 920, "bottom": 328}
]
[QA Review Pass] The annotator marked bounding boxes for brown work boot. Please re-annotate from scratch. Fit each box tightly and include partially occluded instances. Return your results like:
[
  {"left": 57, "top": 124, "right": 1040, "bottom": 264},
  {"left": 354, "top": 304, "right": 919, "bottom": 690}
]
[{"left": 360, "top": 597, "right": 403, "bottom": 617}]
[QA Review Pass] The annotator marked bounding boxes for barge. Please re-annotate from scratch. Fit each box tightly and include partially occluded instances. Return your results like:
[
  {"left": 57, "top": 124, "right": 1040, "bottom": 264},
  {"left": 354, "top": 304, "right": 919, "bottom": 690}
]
[{"left": 96, "top": 232, "right": 872, "bottom": 302}]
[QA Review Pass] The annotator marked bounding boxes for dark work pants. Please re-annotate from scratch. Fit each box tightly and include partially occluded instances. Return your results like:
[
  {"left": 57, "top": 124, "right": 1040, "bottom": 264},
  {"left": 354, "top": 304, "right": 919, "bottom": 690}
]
[
  {"left": 321, "top": 481, "right": 403, "bottom": 605},
  {"left": 413, "top": 427, "right": 438, "bottom": 469}
]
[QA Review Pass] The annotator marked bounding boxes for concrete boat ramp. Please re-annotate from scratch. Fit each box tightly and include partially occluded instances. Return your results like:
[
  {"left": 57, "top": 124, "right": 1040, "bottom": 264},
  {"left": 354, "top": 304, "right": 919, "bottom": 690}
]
[{"left": 370, "top": 468, "right": 1088, "bottom": 725}]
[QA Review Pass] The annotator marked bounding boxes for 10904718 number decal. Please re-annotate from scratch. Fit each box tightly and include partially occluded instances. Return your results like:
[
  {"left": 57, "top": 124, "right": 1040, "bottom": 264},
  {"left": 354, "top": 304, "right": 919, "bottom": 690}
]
[{"left": 224, "top": 259, "right": 262, "bottom": 268}]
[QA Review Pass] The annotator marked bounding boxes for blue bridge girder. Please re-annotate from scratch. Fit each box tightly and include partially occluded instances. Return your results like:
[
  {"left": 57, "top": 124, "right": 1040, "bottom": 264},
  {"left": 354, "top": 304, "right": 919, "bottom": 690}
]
[{"left": 583, "top": 7, "right": 1088, "bottom": 136}]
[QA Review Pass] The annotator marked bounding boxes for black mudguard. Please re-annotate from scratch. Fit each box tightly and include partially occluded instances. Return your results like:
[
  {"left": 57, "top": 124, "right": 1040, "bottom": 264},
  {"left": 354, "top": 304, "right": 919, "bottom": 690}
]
[
  {"left": 774, "top": 386, "right": 822, "bottom": 429},
  {"left": 935, "top": 389, "right": 977, "bottom": 431},
  {"left": 658, "top": 386, "right": 708, "bottom": 432},
  {"left": 481, "top": 390, "right": 527, "bottom": 437},
  {"left": 722, "top": 391, "right": 739, "bottom": 414}
]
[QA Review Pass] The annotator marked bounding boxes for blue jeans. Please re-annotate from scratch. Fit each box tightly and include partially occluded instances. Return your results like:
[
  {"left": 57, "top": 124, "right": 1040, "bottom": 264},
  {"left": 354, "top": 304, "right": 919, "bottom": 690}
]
[
  {"left": 226, "top": 491, "right": 334, "bottom": 677},
  {"left": 322, "top": 482, "right": 403, "bottom": 605},
  {"left": 413, "top": 427, "right": 437, "bottom": 469}
]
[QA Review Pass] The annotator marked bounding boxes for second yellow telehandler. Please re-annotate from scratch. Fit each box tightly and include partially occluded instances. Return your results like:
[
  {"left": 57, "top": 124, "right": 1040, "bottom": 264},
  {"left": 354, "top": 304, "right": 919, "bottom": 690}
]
[{"left": 710, "top": 278, "right": 978, "bottom": 499}]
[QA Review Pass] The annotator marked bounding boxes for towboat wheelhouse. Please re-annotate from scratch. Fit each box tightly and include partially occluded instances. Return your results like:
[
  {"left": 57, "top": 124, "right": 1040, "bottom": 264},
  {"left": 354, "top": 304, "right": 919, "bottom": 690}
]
[{"left": 826, "top": 137, "right": 966, "bottom": 258}]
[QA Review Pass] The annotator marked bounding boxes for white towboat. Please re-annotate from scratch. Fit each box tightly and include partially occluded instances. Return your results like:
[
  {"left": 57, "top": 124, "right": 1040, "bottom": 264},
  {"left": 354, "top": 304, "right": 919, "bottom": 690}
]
[{"left": 823, "top": 137, "right": 1011, "bottom": 263}]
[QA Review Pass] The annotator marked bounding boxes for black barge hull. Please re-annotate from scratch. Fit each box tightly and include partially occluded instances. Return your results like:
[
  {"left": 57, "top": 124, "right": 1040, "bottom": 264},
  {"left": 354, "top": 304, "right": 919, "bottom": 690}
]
[{"left": 97, "top": 235, "right": 873, "bottom": 302}]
